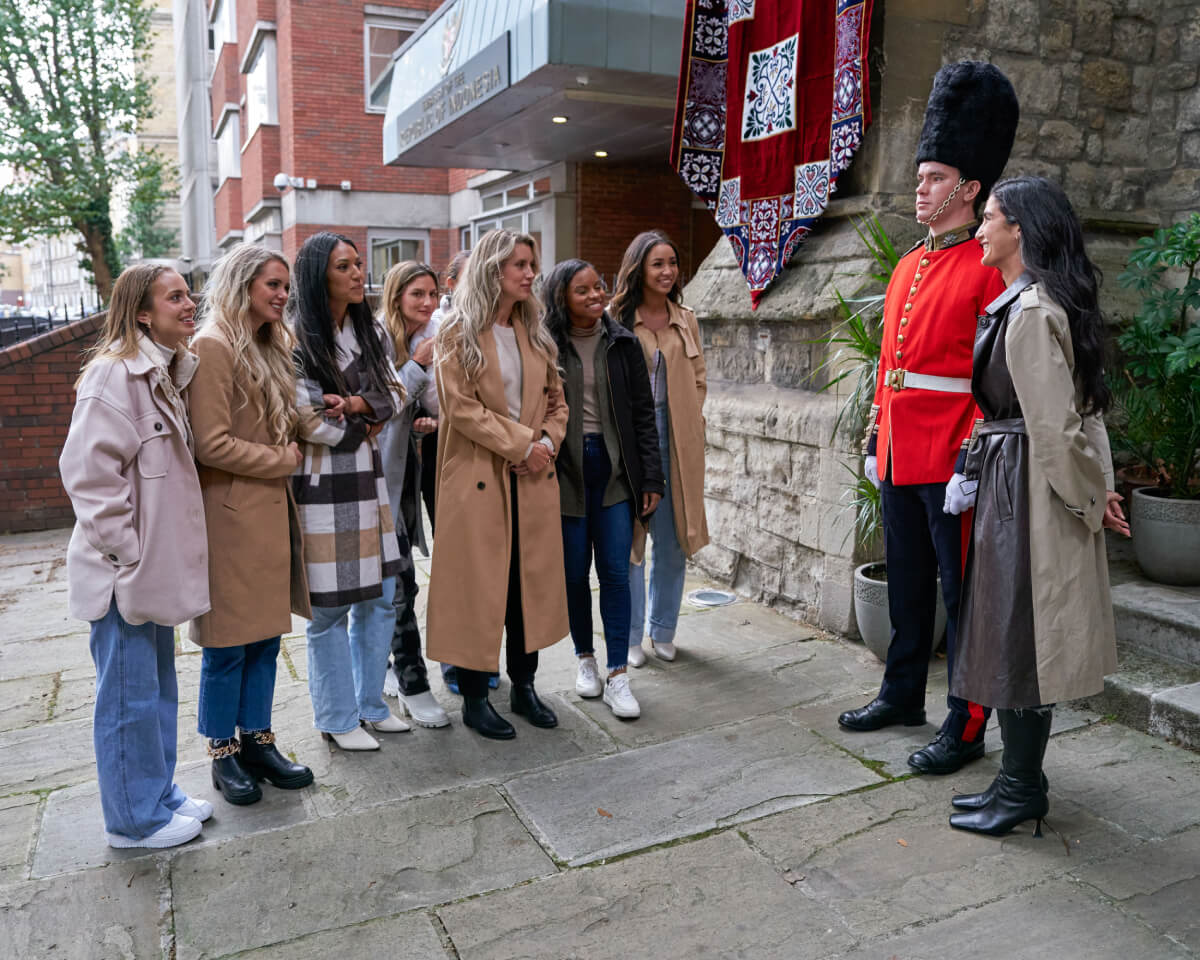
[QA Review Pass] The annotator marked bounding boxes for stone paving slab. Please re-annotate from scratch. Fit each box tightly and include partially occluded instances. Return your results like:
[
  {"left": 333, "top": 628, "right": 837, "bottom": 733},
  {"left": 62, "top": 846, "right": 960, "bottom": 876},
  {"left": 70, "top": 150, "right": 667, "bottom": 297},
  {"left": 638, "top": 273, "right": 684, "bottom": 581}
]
[
  {"left": 0, "top": 673, "right": 55, "bottom": 731},
  {"left": 0, "top": 631, "right": 92, "bottom": 682},
  {"left": 1072, "top": 824, "right": 1200, "bottom": 954},
  {"left": 436, "top": 830, "right": 855, "bottom": 960},
  {"left": 0, "top": 858, "right": 167, "bottom": 960},
  {"left": 32, "top": 759, "right": 314, "bottom": 879},
  {"left": 171, "top": 785, "right": 557, "bottom": 960},
  {"left": 296, "top": 692, "right": 615, "bottom": 819},
  {"left": 741, "top": 759, "right": 1136, "bottom": 942},
  {"left": 209, "top": 910, "right": 449, "bottom": 960},
  {"left": 0, "top": 716, "right": 101, "bottom": 795},
  {"left": 572, "top": 637, "right": 884, "bottom": 748},
  {"left": 504, "top": 712, "right": 883, "bottom": 865},
  {"left": 826, "top": 877, "right": 1191, "bottom": 960},
  {"left": 0, "top": 794, "right": 40, "bottom": 886}
]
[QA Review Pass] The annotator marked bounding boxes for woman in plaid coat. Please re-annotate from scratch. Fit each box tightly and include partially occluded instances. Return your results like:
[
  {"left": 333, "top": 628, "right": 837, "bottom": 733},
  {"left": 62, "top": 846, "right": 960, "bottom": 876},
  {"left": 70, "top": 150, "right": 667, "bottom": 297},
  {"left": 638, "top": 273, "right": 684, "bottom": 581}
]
[{"left": 291, "top": 232, "right": 411, "bottom": 751}]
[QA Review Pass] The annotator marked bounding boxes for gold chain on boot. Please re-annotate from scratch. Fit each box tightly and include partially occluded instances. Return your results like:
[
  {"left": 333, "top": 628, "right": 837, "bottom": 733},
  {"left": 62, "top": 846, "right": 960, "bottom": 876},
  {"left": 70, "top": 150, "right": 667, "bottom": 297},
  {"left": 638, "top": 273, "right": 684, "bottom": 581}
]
[
  {"left": 206, "top": 739, "right": 240, "bottom": 759},
  {"left": 245, "top": 730, "right": 276, "bottom": 745}
]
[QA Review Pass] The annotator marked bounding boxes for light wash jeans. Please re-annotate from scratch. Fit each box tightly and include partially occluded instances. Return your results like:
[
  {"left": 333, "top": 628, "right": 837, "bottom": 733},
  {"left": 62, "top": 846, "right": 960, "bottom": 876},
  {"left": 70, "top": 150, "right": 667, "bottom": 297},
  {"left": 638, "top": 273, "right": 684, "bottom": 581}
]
[
  {"left": 306, "top": 577, "right": 396, "bottom": 734},
  {"left": 89, "top": 597, "right": 188, "bottom": 839},
  {"left": 630, "top": 398, "right": 688, "bottom": 646}
]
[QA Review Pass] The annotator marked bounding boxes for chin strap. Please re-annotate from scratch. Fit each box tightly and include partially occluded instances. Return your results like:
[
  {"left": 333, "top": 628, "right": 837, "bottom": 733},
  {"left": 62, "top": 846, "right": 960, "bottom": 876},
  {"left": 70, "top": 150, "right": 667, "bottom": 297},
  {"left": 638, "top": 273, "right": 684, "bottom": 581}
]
[{"left": 919, "top": 177, "right": 967, "bottom": 228}]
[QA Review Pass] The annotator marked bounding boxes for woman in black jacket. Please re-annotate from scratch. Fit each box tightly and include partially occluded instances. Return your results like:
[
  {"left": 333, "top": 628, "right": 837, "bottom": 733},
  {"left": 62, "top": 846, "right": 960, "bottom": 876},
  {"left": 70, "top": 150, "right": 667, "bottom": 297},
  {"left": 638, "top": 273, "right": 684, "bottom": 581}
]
[{"left": 545, "top": 260, "right": 664, "bottom": 719}]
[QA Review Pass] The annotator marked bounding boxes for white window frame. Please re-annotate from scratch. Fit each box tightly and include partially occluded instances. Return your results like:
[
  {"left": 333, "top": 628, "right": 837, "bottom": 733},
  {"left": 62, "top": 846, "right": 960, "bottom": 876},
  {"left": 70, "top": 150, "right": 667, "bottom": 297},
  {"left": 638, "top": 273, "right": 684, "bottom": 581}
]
[
  {"left": 210, "top": 0, "right": 236, "bottom": 51},
  {"left": 363, "top": 8, "right": 425, "bottom": 114},
  {"left": 243, "top": 31, "right": 278, "bottom": 139},
  {"left": 366, "top": 228, "right": 431, "bottom": 287},
  {"left": 215, "top": 110, "right": 242, "bottom": 183}
]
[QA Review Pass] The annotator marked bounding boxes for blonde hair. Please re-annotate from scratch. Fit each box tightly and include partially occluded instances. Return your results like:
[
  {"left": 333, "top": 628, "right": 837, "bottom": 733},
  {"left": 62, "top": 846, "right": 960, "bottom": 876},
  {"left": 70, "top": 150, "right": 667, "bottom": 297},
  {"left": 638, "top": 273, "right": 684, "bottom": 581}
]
[
  {"left": 381, "top": 260, "right": 438, "bottom": 367},
  {"left": 195, "top": 244, "right": 298, "bottom": 446},
  {"left": 76, "top": 264, "right": 174, "bottom": 387},
  {"left": 435, "top": 229, "right": 557, "bottom": 381}
]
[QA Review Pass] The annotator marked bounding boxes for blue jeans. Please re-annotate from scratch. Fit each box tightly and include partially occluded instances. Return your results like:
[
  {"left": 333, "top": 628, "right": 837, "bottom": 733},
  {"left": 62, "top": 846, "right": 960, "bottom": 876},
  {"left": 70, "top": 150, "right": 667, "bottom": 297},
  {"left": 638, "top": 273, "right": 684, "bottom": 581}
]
[
  {"left": 563, "top": 435, "right": 634, "bottom": 672},
  {"left": 630, "top": 399, "right": 687, "bottom": 645},
  {"left": 197, "top": 636, "right": 281, "bottom": 740},
  {"left": 89, "top": 597, "right": 187, "bottom": 839},
  {"left": 305, "top": 578, "right": 396, "bottom": 734}
]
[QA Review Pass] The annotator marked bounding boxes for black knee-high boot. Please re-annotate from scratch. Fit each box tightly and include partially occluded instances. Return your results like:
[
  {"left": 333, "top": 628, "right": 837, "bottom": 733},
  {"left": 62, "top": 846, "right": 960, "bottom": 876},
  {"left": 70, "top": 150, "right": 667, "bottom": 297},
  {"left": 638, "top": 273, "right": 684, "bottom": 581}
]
[
  {"left": 949, "top": 707, "right": 1051, "bottom": 836},
  {"left": 951, "top": 708, "right": 1049, "bottom": 810}
]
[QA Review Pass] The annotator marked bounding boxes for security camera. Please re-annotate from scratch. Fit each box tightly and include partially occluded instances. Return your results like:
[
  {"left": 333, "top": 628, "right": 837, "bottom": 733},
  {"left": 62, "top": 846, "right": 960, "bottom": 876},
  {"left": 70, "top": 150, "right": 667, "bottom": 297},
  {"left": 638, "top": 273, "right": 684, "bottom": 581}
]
[{"left": 273, "top": 172, "right": 289, "bottom": 192}]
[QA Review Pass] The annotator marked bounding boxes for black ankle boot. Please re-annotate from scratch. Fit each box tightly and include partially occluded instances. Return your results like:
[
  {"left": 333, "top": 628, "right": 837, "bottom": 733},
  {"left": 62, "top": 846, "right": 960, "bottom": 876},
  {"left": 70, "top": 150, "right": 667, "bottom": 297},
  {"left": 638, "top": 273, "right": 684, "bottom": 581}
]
[
  {"left": 208, "top": 738, "right": 262, "bottom": 806},
  {"left": 509, "top": 681, "right": 557, "bottom": 728},
  {"left": 949, "top": 708, "right": 1052, "bottom": 836},
  {"left": 238, "top": 730, "right": 314, "bottom": 789},
  {"left": 462, "top": 696, "right": 515, "bottom": 739}
]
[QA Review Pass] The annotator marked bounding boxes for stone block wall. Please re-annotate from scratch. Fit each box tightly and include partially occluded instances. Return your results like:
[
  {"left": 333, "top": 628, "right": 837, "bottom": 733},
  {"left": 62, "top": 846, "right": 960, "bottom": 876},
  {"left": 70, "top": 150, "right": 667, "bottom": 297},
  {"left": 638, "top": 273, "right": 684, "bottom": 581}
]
[{"left": 686, "top": 0, "right": 1199, "bottom": 636}]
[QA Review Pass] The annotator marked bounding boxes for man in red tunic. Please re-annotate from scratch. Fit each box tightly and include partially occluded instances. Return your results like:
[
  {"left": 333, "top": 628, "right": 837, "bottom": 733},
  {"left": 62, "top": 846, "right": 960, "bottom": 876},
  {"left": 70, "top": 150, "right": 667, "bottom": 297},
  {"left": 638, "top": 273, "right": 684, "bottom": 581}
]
[{"left": 838, "top": 62, "right": 1019, "bottom": 777}]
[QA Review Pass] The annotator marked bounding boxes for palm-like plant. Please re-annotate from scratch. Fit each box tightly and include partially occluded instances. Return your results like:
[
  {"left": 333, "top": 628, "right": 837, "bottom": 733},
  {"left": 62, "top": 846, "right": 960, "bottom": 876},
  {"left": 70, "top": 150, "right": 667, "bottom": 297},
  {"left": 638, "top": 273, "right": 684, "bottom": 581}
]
[{"left": 811, "top": 214, "right": 902, "bottom": 551}]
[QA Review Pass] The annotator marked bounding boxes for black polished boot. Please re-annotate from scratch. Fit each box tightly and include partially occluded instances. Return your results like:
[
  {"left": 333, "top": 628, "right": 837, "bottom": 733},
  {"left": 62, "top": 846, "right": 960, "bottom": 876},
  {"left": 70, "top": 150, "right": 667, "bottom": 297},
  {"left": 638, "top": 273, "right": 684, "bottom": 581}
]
[
  {"left": 838, "top": 697, "right": 926, "bottom": 732},
  {"left": 908, "top": 730, "right": 986, "bottom": 775},
  {"left": 239, "top": 730, "right": 314, "bottom": 789},
  {"left": 949, "top": 708, "right": 1052, "bottom": 836},
  {"left": 462, "top": 696, "right": 516, "bottom": 740},
  {"left": 952, "top": 771, "right": 1049, "bottom": 810},
  {"left": 208, "top": 738, "right": 262, "bottom": 806},
  {"left": 510, "top": 681, "right": 558, "bottom": 728}
]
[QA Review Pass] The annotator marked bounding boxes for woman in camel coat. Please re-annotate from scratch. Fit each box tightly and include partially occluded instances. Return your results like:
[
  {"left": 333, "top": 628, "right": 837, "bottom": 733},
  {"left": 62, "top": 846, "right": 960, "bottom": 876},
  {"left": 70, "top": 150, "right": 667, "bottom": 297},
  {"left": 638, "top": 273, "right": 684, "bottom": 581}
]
[
  {"left": 188, "top": 244, "right": 313, "bottom": 805},
  {"left": 426, "top": 229, "right": 569, "bottom": 740},
  {"left": 609, "top": 230, "right": 709, "bottom": 665}
]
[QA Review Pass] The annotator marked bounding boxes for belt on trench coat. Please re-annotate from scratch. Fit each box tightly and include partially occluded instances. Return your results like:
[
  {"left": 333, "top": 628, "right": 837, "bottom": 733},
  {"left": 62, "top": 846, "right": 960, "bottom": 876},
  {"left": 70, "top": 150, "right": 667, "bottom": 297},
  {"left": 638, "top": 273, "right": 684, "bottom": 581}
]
[{"left": 975, "top": 417, "right": 1026, "bottom": 437}]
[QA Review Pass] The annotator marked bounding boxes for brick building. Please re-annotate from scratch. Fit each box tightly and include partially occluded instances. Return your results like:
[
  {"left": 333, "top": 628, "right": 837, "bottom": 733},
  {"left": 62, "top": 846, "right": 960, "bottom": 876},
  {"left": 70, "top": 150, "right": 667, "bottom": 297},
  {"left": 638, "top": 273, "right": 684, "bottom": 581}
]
[{"left": 173, "top": 0, "right": 715, "bottom": 286}]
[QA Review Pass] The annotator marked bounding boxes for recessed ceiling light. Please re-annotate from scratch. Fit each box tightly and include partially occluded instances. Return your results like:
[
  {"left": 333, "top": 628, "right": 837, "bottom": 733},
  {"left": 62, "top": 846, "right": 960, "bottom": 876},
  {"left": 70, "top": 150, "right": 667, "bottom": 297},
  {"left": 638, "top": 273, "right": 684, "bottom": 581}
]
[
  {"left": 552, "top": 115, "right": 568, "bottom": 124},
  {"left": 594, "top": 150, "right": 608, "bottom": 158}
]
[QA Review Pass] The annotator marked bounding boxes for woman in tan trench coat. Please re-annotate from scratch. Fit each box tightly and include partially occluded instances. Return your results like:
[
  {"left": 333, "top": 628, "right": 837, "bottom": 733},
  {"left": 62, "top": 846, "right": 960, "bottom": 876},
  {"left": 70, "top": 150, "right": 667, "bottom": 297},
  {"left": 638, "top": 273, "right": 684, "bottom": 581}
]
[
  {"left": 188, "top": 244, "right": 314, "bottom": 806},
  {"left": 609, "top": 231, "right": 709, "bottom": 666},
  {"left": 426, "top": 229, "right": 569, "bottom": 740},
  {"left": 943, "top": 177, "right": 1130, "bottom": 838}
]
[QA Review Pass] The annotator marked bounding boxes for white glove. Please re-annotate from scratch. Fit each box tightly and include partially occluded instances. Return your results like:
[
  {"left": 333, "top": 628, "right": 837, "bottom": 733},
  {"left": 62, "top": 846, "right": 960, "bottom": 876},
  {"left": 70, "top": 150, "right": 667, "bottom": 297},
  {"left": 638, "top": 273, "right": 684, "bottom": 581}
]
[
  {"left": 943, "top": 473, "right": 978, "bottom": 515},
  {"left": 864, "top": 455, "right": 881, "bottom": 490}
]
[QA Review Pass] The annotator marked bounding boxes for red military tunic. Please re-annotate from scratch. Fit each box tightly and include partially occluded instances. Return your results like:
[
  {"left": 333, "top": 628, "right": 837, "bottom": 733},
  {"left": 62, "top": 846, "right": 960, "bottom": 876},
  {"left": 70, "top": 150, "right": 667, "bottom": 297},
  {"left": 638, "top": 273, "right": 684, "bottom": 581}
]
[{"left": 869, "top": 229, "right": 1005, "bottom": 485}]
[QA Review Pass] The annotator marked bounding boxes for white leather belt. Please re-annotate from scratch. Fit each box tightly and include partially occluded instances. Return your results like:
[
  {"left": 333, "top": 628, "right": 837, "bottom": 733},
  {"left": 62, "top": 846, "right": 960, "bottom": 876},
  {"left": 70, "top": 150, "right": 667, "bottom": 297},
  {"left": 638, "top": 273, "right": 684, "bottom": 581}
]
[{"left": 885, "top": 369, "right": 972, "bottom": 393}]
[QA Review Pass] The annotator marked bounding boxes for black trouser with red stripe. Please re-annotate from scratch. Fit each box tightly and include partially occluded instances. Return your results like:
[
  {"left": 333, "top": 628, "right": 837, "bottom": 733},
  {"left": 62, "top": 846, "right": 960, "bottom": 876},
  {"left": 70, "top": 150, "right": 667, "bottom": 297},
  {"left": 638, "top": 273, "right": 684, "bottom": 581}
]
[{"left": 878, "top": 475, "right": 988, "bottom": 743}]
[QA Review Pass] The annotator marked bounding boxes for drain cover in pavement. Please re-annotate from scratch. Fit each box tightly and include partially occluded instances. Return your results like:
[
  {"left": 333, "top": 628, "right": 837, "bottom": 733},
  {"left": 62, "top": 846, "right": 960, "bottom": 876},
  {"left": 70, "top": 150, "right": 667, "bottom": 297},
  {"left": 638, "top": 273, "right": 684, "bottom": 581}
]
[{"left": 686, "top": 588, "right": 737, "bottom": 607}]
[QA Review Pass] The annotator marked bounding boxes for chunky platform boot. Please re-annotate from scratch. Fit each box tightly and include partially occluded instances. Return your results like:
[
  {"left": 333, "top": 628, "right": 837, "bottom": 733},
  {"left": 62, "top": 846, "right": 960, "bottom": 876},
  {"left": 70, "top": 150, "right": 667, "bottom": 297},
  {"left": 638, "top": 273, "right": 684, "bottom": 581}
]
[
  {"left": 238, "top": 729, "right": 314, "bottom": 789},
  {"left": 208, "top": 738, "right": 262, "bottom": 806}
]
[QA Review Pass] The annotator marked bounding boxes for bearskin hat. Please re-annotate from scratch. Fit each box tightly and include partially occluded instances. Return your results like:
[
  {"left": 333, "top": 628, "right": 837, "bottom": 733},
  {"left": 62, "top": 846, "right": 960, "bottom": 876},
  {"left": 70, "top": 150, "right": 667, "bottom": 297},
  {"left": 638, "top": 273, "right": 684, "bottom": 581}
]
[{"left": 915, "top": 61, "right": 1020, "bottom": 193}]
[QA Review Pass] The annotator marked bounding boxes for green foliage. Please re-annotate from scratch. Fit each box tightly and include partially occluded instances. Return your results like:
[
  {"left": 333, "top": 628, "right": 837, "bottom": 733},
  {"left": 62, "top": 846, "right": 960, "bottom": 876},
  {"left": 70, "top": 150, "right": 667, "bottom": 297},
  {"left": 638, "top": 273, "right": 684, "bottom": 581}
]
[
  {"left": 115, "top": 151, "right": 179, "bottom": 262},
  {"left": 0, "top": 0, "right": 166, "bottom": 301},
  {"left": 811, "top": 214, "right": 902, "bottom": 551},
  {"left": 1110, "top": 212, "right": 1200, "bottom": 499}
]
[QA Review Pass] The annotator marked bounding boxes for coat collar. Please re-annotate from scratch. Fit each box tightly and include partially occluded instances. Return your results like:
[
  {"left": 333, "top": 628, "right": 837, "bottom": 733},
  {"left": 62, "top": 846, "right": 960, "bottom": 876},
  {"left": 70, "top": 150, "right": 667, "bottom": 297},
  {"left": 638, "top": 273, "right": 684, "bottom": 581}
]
[
  {"left": 126, "top": 333, "right": 199, "bottom": 391},
  {"left": 984, "top": 272, "right": 1036, "bottom": 316},
  {"left": 601, "top": 312, "right": 637, "bottom": 342}
]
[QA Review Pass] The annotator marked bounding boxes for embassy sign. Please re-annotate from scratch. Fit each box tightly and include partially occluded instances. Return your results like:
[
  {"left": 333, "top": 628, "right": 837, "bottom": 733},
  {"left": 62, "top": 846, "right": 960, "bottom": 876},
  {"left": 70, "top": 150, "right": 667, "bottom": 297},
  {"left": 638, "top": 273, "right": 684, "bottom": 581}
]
[{"left": 389, "top": 33, "right": 510, "bottom": 154}]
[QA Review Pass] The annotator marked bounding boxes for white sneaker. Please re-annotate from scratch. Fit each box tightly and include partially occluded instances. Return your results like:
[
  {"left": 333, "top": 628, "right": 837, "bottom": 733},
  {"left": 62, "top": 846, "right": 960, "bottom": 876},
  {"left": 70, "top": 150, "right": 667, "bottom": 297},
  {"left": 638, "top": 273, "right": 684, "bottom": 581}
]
[
  {"left": 603, "top": 673, "right": 641, "bottom": 719},
  {"left": 383, "top": 669, "right": 400, "bottom": 698},
  {"left": 174, "top": 796, "right": 213, "bottom": 822},
  {"left": 627, "top": 643, "right": 647, "bottom": 668},
  {"left": 575, "top": 656, "right": 603, "bottom": 697},
  {"left": 363, "top": 712, "right": 411, "bottom": 733},
  {"left": 399, "top": 689, "right": 451, "bottom": 728},
  {"left": 651, "top": 640, "right": 677, "bottom": 662},
  {"left": 106, "top": 813, "right": 202, "bottom": 849},
  {"left": 322, "top": 727, "right": 380, "bottom": 750}
]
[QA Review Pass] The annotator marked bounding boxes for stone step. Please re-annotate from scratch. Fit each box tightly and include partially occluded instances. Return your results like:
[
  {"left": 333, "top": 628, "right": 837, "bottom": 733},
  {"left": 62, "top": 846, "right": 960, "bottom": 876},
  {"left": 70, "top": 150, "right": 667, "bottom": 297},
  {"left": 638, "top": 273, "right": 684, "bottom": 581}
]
[
  {"left": 1112, "top": 580, "right": 1200, "bottom": 668},
  {"left": 1080, "top": 642, "right": 1200, "bottom": 753}
]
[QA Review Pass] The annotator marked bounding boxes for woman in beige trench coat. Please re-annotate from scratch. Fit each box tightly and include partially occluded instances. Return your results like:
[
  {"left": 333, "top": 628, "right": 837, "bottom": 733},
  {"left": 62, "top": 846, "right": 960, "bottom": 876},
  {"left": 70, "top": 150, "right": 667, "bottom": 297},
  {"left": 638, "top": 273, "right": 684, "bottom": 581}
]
[
  {"left": 608, "top": 231, "right": 709, "bottom": 666},
  {"left": 426, "top": 229, "right": 569, "bottom": 740},
  {"left": 943, "top": 177, "right": 1130, "bottom": 838},
  {"left": 188, "top": 245, "right": 314, "bottom": 806}
]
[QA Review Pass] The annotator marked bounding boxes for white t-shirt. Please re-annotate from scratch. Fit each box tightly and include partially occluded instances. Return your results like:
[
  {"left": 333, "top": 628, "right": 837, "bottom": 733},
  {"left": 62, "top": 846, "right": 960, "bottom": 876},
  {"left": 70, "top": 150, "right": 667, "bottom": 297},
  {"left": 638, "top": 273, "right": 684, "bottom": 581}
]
[{"left": 492, "top": 324, "right": 523, "bottom": 420}]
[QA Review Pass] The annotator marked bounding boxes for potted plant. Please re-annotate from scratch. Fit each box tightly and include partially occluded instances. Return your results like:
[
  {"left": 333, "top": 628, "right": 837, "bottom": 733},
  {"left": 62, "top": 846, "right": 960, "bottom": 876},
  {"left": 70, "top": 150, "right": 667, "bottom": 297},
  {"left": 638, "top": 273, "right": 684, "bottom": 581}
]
[
  {"left": 1110, "top": 212, "right": 1200, "bottom": 586},
  {"left": 814, "top": 215, "right": 947, "bottom": 659}
]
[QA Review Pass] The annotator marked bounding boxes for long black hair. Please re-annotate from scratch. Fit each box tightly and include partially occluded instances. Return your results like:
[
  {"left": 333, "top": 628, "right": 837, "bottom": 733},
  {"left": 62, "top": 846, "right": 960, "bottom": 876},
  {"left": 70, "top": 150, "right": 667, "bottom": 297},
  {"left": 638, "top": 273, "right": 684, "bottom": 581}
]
[
  {"left": 291, "top": 232, "right": 395, "bottom": 397},
  {"left": 542, "top": 258, "right": 595, "bottom": 358},
  {"left": 607, "top": 230, "right": 682, "bottom": 331},
  {"left": 991, "top": 177, "right": 1111, "bottom": 414}
]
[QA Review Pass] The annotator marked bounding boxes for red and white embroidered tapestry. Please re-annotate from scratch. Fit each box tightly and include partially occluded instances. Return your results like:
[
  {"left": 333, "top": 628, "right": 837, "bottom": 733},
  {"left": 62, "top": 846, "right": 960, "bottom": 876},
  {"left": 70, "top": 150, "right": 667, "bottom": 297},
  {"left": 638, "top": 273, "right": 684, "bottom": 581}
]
[{"left": 671, "top": 0, "right": 874, "bottom": 308}]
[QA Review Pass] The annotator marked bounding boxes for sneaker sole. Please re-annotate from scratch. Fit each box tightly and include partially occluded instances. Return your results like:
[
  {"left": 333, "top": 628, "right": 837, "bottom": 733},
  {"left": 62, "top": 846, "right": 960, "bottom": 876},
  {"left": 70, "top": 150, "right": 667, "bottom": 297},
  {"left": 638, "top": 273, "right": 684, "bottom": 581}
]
[
  {"left": 575, "top": 686, "right": 604, "bottom": 698},
  {"left": 106, "top": 822, "right": 202, "bottom": 849},
  {"left": 604, "top": 701, "right": 641, "bottom": 719}
]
